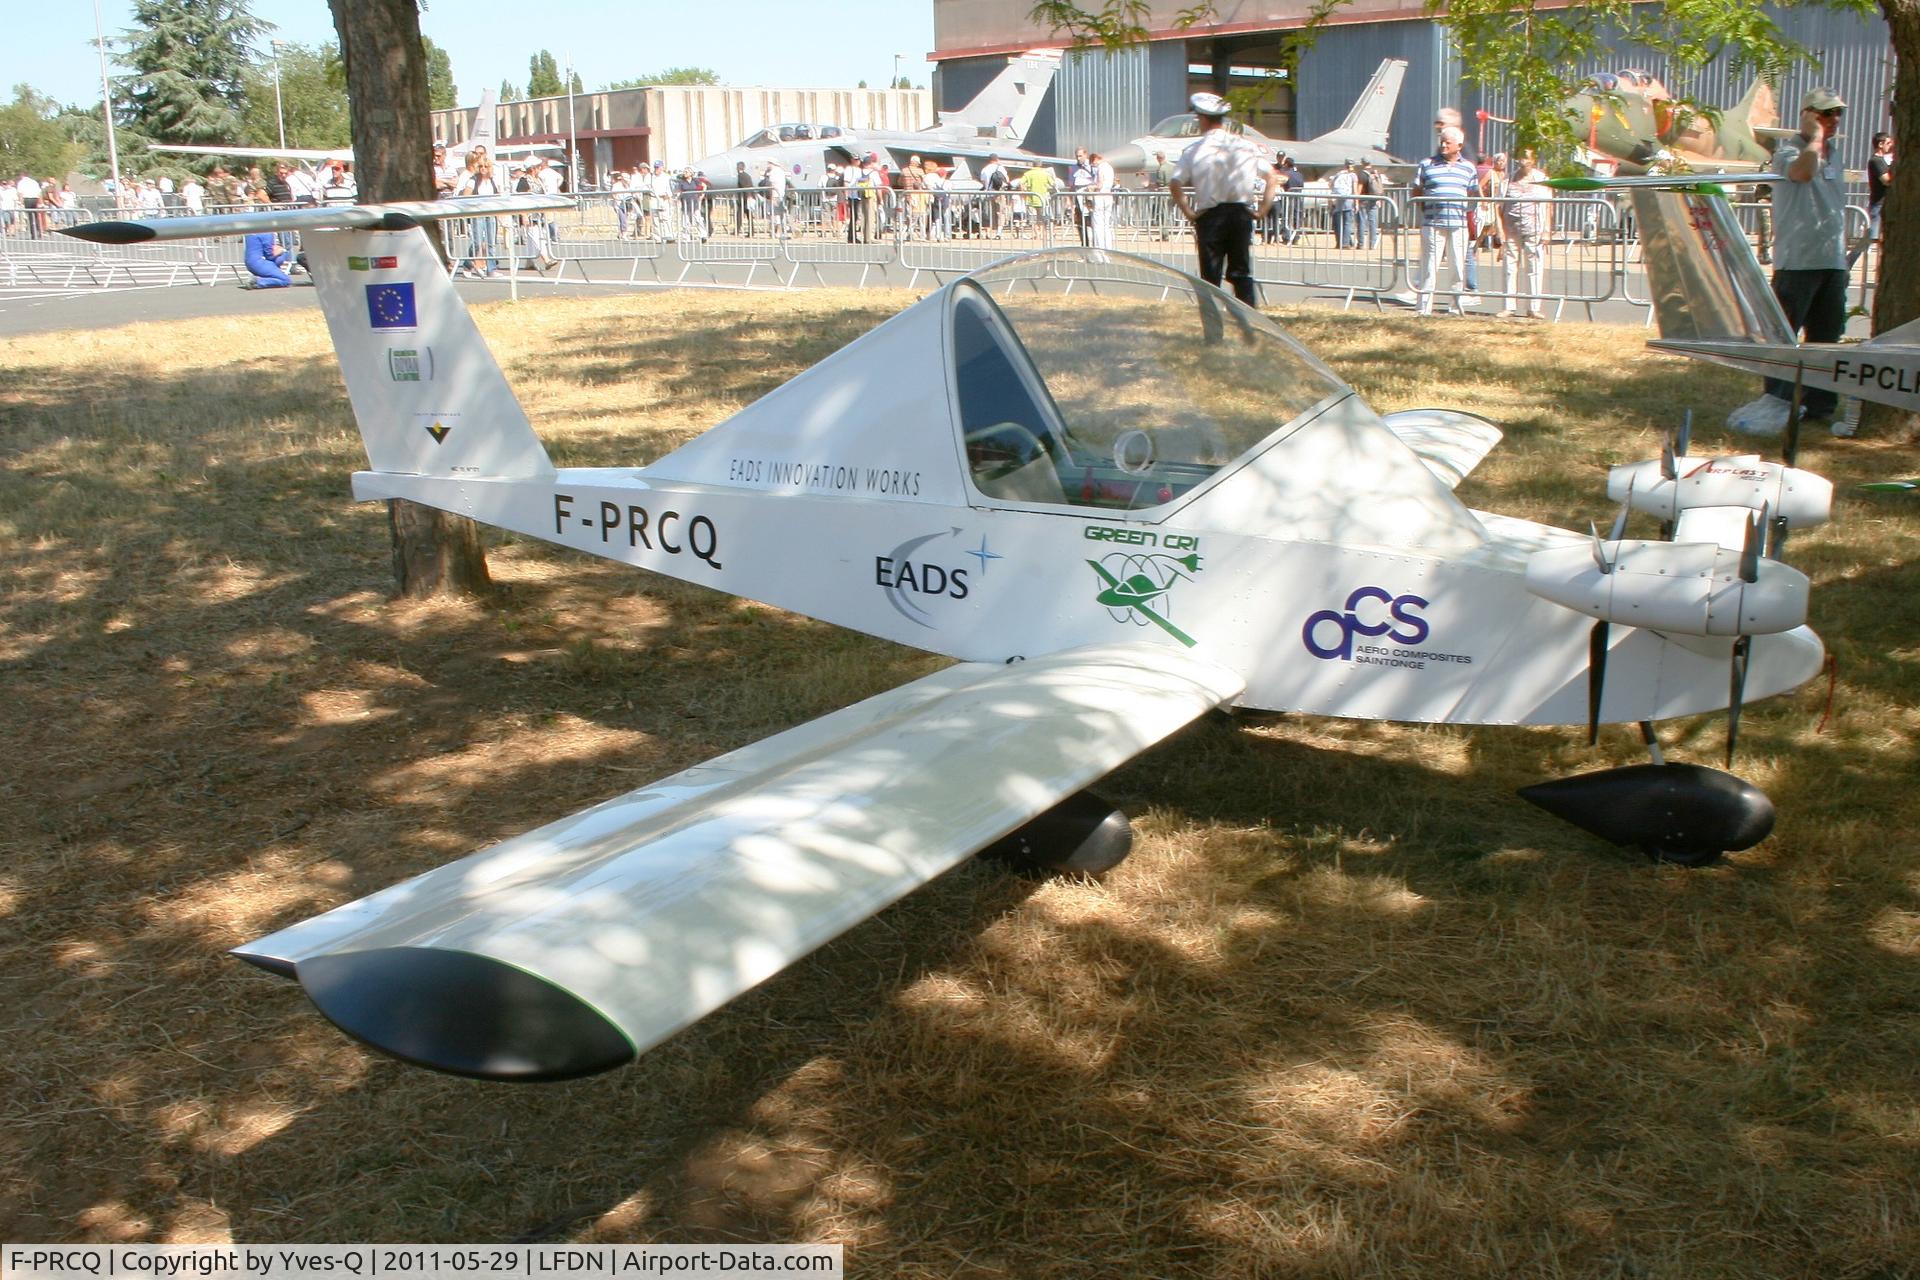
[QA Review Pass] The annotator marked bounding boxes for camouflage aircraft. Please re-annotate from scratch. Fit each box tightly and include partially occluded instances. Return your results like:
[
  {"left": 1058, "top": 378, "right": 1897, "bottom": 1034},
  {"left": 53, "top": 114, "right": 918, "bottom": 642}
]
[{"left": 1565, "top": 70, "right": 1794, "bottom": 175}]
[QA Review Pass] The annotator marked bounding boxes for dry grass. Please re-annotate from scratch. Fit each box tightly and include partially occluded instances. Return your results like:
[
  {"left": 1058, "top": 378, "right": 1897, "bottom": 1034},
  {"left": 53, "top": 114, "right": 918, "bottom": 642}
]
[{"left": 2, "top": 289, "right": 1917, "bottom": 1276}]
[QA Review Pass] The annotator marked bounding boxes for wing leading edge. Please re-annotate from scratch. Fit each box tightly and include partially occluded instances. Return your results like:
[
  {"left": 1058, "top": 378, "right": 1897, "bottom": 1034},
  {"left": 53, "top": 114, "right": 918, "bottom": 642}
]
[{"left": 235, "top": 643, "right": 1243, "bottom": 1080}]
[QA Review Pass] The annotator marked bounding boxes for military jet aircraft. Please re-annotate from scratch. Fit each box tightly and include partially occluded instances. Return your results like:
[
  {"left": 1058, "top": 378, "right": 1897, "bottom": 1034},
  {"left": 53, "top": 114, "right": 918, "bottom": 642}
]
[
  {"left": 1564, "top": 69, "right": 1792, "bottom": 175},
  {"left": 65, "top": 198, "right": 1833, "bottom": 1081},
  {"left": 1102, "top": 58, "right": 1410, "bottom": 178},
  {"left": 687, "top": 51, "right": 1066, "bottom": 186}
]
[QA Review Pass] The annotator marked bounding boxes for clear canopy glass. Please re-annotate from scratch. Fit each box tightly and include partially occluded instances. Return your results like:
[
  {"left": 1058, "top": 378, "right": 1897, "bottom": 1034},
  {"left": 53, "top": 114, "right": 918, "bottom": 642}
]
[
  {"left": 952, "top": 250, "right": 1348, "bottom": 513},
  {"left": 1145, "top": 114, "right": 1248, "bottom": 139}
]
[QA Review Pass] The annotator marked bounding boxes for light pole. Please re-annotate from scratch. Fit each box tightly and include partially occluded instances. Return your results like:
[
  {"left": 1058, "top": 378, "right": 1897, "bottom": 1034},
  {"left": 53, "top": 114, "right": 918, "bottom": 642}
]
[
  {"left": 91, "top": 0, "right": 122, "bottom": 198},
  {"left": 270, "top": 39, "right": 286, "bottom": 149},
  {"left": 893, "top": 53, "right": 905, "bottom": 91}
]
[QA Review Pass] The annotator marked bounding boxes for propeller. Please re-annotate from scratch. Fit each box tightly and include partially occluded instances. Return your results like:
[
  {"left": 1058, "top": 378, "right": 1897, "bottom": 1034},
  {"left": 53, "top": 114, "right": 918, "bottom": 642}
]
[
  {"left": 1585, "top": 483, "right": 1633, "bottom": 744},
  {"left": 1724, "top": 504, "right": 1768, "bottom": 766},
  {"left": 1659, "top": 409, "right": 1690, "bottom": 540}
]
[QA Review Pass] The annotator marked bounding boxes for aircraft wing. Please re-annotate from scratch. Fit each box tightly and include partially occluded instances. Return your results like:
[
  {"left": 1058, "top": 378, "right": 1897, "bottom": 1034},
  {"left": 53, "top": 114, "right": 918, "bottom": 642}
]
[
  {"left": 149, "top": 143, "right": 354, "bottom": 163},
  {"left": 233, "top": 642, "right": 1243, "bottom": 1081}
]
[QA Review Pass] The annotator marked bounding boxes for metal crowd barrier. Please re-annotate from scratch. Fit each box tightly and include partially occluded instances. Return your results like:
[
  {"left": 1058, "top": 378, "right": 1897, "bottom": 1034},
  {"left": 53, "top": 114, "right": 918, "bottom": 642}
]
[{"left": 9, "top": 188, "right": 1882, "bottom": 325}]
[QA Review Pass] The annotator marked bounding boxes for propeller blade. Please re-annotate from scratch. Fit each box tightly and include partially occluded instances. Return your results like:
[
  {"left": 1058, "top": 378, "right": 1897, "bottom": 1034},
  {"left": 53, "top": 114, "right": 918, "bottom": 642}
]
[
  {"left": 1589, "top": 520, "right": 1613, "bottom": 575},
  {"left": 1588, "top": 619, "right": 1610, "bottom": 746},
  {"left": 1769, "top": 511, "right": 1790, "bottom": 560},
  {"left": 1661, "top": 438, "right": 1677, "bottom": 482},
  {"left": 1739, "top": 507, "right": 1764, "bottom": 583},
  {"left": 1608, "top": 475, "right": 1633, "bottom": 543},
  {"left": 1677, "top": 408, "right": 1692, "bottom": 458},
  {"left": 1783, "top": 365, "right": 1805, "bottom": 468},
  {"left": 1726, "top": 634, "right": 1752, "bottom": 766}
]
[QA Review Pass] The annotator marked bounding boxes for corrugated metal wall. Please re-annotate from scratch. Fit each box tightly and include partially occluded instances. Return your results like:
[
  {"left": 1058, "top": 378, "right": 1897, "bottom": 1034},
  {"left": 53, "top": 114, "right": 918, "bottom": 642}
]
[
  {"left": 1049, "top": 44, "right": 1158, "bottom": 155},
  {"left": 1295, "top": 19, "right": 1452, "bottom": 161}
]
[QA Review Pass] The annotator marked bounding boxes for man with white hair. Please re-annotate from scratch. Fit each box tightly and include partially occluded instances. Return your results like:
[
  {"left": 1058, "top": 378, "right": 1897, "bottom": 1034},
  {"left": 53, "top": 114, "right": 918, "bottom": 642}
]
[
  {"left": 1410, "top": 125, "right": 1479, "bottom": 315},
  {"left": 1169, "top": 92, "right": 1277, "bottom": 306}
]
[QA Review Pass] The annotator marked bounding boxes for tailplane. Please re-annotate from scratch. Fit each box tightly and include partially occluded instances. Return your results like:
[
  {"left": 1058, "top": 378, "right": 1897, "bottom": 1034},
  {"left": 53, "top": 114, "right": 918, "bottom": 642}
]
[{"left": 63, "top": 197, "right": 566, "bottom": 480}]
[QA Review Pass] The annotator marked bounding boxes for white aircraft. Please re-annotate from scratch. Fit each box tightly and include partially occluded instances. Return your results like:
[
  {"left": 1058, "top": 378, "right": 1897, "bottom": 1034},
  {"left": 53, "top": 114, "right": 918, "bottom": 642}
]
[
  {"left": 149, "top": 89, "right": 565, "bottom": 172},
  {"left": 66, "top": 197, "right": 1835, "bottom": 1080},
  {"left": 1103, "top": 58, "right": 1411, "bottom": 177},
  {"left": 687, "top": 51, "right": 1067, "bottom": 186}
]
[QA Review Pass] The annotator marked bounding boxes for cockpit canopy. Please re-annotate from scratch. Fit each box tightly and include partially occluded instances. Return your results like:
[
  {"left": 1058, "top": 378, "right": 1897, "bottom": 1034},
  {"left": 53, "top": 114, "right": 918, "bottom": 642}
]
[
  {"left": 1145, "top": 114, "right": 1249, "bottom": 139},
  {"left": 742, "top": 124, "right": 846, "bottom": 147},
  {"left": 951, "top": 252, "right": 1346, "bottom": 512}
]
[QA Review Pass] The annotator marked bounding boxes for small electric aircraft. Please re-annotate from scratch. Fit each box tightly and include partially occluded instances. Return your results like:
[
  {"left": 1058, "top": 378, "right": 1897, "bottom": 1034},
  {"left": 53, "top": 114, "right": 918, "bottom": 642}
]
[{"left": 66, "top": 198, "right": 1834, "bottom": 1080}]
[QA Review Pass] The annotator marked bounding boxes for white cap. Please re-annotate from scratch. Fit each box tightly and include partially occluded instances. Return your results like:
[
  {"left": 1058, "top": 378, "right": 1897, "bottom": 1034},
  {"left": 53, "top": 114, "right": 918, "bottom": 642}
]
[{"left": 1189, "top": 92, "right": 1231, "bottom": 118}]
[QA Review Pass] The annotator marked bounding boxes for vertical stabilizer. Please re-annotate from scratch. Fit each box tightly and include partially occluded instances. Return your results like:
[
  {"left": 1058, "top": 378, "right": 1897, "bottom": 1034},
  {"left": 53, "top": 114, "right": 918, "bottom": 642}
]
[
  {"left": 939, "top": 51, "right": 1062, "bottom": 142},
  {"left": 1633, "top": 189, "right": 1795, "bottom": 343},
  {"left": 467, "top": 87, "right": 499, "bottom": 153},
  {"left": 1311, "top": 58, "right": 1408, "bottom": 152},
  {"left": 304, "top": 225, "right": 554, "bottom": 479}
]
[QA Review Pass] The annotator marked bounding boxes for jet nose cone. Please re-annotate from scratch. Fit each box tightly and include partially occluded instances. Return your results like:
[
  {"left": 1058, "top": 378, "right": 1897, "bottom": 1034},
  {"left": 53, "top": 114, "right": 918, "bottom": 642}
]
[{"left": 1104, "top": 143, "right": 1149, "bottom": 173}]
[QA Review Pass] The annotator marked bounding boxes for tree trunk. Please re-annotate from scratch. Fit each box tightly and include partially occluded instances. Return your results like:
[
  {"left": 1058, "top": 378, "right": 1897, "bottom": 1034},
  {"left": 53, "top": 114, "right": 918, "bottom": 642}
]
[
  {"left": 1876, "top": 0, "right": 1917, "bottom": 338},
  {"left": 329, "top": 0, "right": 492, "bottom": 597}
]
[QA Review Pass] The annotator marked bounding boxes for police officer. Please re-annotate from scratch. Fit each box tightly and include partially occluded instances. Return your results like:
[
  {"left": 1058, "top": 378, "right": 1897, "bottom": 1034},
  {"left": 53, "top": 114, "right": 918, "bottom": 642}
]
[{"left": 1169, "top": 93, "right": 1277, "bottom": 306}]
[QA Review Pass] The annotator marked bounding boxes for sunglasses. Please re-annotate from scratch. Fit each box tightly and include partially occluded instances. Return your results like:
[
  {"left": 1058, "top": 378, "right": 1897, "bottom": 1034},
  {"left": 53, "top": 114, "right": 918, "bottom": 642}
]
[{"left": 1817, "top": 107, "right": 1845, "bottom": 118}]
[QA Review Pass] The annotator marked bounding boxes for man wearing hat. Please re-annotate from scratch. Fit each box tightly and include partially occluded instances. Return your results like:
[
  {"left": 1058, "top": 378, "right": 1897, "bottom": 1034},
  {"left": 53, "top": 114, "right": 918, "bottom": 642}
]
[
  {"left": 1729, "top": 87, "right": 1852, "bottom": 436},
  {"left": 1169, "top": 92, "right": 1277, "bottom": 306}
]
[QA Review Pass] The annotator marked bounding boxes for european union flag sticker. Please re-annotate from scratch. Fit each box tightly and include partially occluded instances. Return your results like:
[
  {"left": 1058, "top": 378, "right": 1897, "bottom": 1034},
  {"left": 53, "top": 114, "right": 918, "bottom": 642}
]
[{"left": 366, "top": 282, "right": 417, "bottom": 330}]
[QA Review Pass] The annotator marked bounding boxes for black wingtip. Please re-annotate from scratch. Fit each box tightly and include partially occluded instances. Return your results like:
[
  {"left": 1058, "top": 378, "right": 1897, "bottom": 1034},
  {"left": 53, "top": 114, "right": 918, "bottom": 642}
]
[
  {"left": 296, "top": 947, "right": 635, "bottom": 1082},
  {"left": 61, "top": 220, "right": 158, "bottom": 245}
]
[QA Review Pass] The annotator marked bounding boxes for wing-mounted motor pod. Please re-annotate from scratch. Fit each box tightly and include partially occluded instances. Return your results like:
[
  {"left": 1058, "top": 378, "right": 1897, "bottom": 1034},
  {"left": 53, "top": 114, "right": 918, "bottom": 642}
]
[
  {"left": 1519, "top": 762, "right": 1774, "bottom": 866},
  {"left": 1524, "top": 538, "right": 1809, "bottom": 636},
  {"left": 1607, "top": 454, "right": 1832, "bottom": 529}
]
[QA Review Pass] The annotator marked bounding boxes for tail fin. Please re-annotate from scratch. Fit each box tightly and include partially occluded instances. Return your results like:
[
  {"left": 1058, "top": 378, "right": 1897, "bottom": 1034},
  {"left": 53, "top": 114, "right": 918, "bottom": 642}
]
[
  {"left": 939, "top": 50, "right": 1061, "bottom": 142},
  {"left": 63, "top": 197, "right": 564, "bottom": 480},
  {"left": 304, "top": 224, "right": 554, "bottom": 478},
  {"left": 1310, "top": 58, "right": 1408, "bottom": 152},
  {"left": 467, "top": 87, "right": 498, "bottom": 154},
  {"left": 1631, "top": 188, "right": 1795, "bottom": 343}
]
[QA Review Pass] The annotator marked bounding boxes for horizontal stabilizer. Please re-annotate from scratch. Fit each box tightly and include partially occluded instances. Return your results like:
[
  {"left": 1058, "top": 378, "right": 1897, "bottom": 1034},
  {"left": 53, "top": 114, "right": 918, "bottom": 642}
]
[
  {"left": 235, "top": 643, "right": 1243, "bottom": 1079},
  {"left": 1380, "top": 409, "right": 1503, "bottom": 489},
  {"left": 59, "top": 194, "right": 570, "bottom": 245}
]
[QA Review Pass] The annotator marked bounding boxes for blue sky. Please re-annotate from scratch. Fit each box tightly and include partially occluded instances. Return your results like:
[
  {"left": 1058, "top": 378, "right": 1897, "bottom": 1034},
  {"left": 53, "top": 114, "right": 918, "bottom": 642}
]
[{"left": 7, "top": 0, "right": 939, "bottom": 111}]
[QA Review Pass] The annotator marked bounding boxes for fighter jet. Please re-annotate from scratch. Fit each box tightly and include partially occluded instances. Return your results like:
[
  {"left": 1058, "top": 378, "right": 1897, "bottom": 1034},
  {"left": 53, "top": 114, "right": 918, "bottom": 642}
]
[
  {"left": 1103, "top": 58, "right": 1410, "bottom": 178},
  {"left": 687, "top": 51, "right": 1067, "bottom": 186},
  {"left": 1564, "top": 70, "right": 1792, "bottom": 175}
]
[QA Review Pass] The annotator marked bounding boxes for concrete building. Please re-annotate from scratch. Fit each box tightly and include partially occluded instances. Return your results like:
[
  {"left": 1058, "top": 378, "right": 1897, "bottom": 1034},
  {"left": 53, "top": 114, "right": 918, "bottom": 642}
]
[
  {"left": 432, "top": 85, "right": 933, "bottom": 186},
  {"left": 930, "top": 0, "right": 1893, "bottom": 171}
]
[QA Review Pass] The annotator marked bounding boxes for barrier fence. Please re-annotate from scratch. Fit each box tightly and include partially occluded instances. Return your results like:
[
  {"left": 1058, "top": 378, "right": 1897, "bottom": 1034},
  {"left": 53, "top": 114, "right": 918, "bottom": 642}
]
[{"left": 2, "top": 189, "right": 1882, "bottom": 322}]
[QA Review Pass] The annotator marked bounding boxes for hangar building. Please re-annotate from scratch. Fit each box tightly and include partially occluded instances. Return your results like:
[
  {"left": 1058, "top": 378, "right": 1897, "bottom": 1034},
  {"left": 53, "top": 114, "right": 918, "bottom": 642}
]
[{"left": 930, "top": 0, "right": 1893, "bottom": 170}]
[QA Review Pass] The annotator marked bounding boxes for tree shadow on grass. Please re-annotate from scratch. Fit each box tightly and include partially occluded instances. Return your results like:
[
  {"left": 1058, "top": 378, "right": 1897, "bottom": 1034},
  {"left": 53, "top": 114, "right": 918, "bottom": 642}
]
[{"left": 2, "top": 304, "right": 1915, "bottom": 1273}]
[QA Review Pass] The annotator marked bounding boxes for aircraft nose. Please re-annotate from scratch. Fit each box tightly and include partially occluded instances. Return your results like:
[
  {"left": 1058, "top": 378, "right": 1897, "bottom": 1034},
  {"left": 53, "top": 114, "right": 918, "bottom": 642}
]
[{"left": 1104, "top": 143, "right": 1148, "bottom": 172}]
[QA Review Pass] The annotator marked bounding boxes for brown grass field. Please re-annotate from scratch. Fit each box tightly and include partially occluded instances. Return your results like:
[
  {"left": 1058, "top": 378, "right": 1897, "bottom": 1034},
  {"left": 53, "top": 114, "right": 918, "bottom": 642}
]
[{"left": 2, "top": 289, "right": 1917, "bottom": 1276}]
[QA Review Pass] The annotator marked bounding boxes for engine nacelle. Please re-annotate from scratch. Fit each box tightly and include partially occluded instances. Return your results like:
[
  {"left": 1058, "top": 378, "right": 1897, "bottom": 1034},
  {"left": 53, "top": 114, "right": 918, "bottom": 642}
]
[
  {"left": 1607, "top": 455, "right": 1832, "bottom": 529},
  {"left": 1526, "top": 539, "right": 1809, "bottom": 636}
]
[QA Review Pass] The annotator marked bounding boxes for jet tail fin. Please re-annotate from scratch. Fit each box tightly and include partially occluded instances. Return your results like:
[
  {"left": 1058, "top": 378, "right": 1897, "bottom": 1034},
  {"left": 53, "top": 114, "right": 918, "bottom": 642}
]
[
  {"left": 63, "top": 197, "right": 565, "bottom": 480},
  {"left": 1309, "top": 58, "right": 1408, "bottom": 152},
  {"left": 939, "top": 50, "right": 1062, "bottom": 142}
]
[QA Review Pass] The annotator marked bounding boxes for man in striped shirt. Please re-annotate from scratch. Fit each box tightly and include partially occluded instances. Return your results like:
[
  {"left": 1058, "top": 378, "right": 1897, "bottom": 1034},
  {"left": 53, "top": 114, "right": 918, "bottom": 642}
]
[{"left": 1411, "top": 126, "right": 1481, "bottom": 315}]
